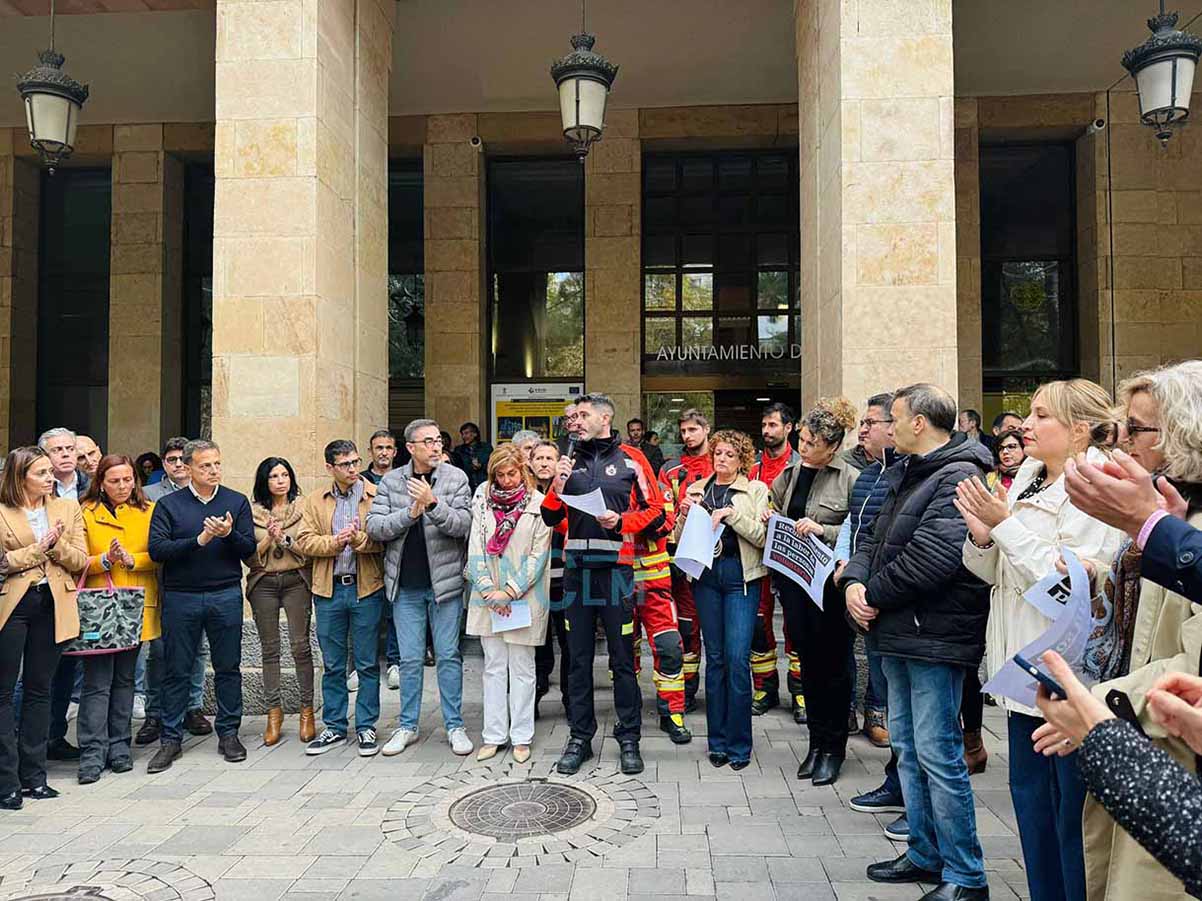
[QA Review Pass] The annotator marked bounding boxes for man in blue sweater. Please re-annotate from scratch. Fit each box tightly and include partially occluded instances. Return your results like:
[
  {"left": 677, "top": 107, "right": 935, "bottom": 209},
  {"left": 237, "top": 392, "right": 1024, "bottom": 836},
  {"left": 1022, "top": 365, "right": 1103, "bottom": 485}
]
[{"left": 146, "top": 439, "right": 255, "bottom": 772}]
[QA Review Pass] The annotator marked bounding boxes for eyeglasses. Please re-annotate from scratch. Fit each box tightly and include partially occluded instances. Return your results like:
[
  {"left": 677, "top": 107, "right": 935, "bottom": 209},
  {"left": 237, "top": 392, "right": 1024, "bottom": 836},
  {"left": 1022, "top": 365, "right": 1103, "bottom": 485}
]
[
  {"left": 1124, "top": 420, "right": 1161, "bottom": 437},
  {"left": 860, "top": 418, "right": 893, "bottom": 428},
  {"left": 164, "top": 455, "right": 184, "bottom": 464},
  {"left": 412, "top": 437, "right": 443, "bottom": 448},
  {"left": 998, "top": 443, "right": 1023, "bottom": 454},
  {"left": 332, "top": 458, "right": 362, "bottom": 470}
]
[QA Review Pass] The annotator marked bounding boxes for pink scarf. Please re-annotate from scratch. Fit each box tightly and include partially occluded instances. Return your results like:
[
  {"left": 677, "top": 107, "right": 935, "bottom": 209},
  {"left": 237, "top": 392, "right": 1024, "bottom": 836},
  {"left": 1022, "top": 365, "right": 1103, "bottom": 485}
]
[{"left": 485, "top": 483, "right": 528, "bottom": 556}]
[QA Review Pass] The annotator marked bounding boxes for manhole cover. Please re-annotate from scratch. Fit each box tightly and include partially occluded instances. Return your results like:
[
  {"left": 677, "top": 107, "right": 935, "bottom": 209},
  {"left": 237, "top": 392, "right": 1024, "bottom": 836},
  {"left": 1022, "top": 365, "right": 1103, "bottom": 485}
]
[{"left": 449, "top": 782, "right": 597, "bottom": 839}]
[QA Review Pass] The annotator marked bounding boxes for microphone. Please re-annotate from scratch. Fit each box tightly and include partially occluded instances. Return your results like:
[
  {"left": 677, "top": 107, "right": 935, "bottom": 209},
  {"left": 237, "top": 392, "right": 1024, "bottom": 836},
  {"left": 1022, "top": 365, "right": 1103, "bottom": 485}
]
[{"left": 567, "top": 436, "right": 577, "bottom": 458}]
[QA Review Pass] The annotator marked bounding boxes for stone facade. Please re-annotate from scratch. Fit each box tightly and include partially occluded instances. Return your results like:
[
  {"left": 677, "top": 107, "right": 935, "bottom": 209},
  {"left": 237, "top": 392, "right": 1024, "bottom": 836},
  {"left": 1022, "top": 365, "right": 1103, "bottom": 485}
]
[
  {"left": 796, "top": 0, "right": 959, "bottom": 410},
  {"left": 210, "top": 0, "right": 393, "bottom": 493},
  {"left": 0, "top": 133, "right": 39, "bottom": 452}
]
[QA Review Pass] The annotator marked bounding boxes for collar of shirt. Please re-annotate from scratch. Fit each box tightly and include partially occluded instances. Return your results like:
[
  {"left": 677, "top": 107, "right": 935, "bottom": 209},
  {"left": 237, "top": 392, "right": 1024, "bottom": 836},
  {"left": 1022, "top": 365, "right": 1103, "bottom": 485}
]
[
  {"left": 54, "top": 473, "right": 78, "bottom": 498},
  {"left": 189, "top": 482, "right": 218, "bottom": 504}
]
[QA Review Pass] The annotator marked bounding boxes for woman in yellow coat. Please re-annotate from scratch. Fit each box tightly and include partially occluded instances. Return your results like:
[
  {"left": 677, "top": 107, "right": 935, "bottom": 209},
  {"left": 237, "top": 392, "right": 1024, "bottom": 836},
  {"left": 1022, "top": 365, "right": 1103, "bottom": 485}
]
[{"left": 77, "top": 454, "right": 161, "bottom": 785}]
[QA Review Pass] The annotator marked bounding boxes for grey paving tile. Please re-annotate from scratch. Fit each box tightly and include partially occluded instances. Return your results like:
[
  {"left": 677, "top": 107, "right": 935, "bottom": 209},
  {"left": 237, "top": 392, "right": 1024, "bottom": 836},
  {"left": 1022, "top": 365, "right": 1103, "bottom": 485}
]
[
  {"left": 337, "top": 879, "right": 429, "bottom": 901},
  {"left": 705, "top": 824, "right": 789, "bottom": 856},
  {"left": 512, "top": 864, "right": 575, "bottom": 894},
  {"left": 213, "top": 879, "right": 294, "bottom": 901},
  {"left": 157, "top": 826, "right": 250, "bottom": 855},
  {"left": 714, "top": 883, "right": 776, "bottom": 901},
  {"left": 568, "top": 866, "right": 627, "bottom": 901}
]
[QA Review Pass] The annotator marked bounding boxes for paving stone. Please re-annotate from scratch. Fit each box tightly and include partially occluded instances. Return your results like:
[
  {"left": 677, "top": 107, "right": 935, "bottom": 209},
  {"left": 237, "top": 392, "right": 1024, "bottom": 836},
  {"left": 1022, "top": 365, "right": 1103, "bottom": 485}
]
[
  {"left": 158, "top": 826, "right": 250, "bottom": 855},
  {"left": 704, "top": 824, "right": 789, "bottom": 856},
  {"left": 711, "top": 857, "right": 769, "bottom": 883}
]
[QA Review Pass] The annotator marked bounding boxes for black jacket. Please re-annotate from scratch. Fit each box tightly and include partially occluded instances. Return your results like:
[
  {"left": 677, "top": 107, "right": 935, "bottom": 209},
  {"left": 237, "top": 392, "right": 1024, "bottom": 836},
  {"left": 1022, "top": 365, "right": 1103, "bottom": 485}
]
[{"left": 840, "top": 432, "right": 992, "bottom": 667}]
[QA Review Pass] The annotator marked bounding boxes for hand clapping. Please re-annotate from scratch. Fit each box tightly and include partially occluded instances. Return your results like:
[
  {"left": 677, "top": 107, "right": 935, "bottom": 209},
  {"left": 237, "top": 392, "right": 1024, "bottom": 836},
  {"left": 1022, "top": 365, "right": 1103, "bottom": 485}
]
[
  {"left": 38, "top": 520, "right": 64, "bottom": 553},
  {"left": 108, "top": 537, "right": 134, "bottom": 569},
  {"left": 1146, "top": 672, "right": 1202, "bottom": 756},
  {"left": 954, "top": 476, "right": 1009, "bottom": 544}
]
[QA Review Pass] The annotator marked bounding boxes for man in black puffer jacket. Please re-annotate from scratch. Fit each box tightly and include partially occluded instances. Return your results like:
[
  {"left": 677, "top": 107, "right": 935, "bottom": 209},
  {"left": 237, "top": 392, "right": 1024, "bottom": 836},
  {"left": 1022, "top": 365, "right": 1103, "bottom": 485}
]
[{"left": 839, "top": 383, "right": 992, "bottom": 901}]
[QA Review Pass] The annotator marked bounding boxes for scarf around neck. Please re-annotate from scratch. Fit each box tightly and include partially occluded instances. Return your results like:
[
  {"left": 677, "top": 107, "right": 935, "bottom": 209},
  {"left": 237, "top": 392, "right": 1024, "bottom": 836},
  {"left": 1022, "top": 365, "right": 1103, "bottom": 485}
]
[{"left": 485, "top": 482, "right": 528, "bottom": 556}]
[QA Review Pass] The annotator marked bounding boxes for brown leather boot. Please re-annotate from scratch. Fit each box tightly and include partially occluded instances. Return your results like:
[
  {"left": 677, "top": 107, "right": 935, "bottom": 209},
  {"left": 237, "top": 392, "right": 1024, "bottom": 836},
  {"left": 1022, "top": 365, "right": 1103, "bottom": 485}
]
[
  {"left": 298, "top": 707, "right": 317, "bottom": 743},
  {"left": 963, "top": 728, "right": 988, "bottom": 775},
  {"left": 264, "top": 707, "right": 284, "bottom": 747}
]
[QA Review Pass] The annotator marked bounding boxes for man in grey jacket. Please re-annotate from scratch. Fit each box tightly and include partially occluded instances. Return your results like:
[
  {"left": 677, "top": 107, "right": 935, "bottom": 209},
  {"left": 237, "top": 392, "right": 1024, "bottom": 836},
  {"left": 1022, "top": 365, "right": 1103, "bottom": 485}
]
[{"left": 366, "top": 418, "right": 473, "bottom": 757}]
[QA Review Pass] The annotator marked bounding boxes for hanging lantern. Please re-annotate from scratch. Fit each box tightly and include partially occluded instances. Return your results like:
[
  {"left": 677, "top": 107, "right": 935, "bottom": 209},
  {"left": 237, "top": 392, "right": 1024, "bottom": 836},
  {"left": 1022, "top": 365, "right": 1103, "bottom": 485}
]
[
  {"left": 1122, "top": 2, "right": 1202, "bottom": 146},
  {"left": 16, "top": 0, "right": 89, "bottom": 174},
  {"left": 550, "top": 4, "right": 618, "bottom": 161}
]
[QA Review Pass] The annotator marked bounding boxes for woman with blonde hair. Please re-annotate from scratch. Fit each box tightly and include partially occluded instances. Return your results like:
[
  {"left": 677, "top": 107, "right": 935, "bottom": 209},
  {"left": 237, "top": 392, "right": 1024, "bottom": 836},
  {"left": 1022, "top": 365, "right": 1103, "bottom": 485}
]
[
  {"left": 1034, "top": 360, "right": 1202, "bottom": 901},
  {"left": 0, "top": 447, "right": 88, "bottom": 808},
  {"left": 957, "top": 378, "right": 1124, "bottom": 901},
  {"left": 767, "top": 398, "right": 860, "bottom": 785},
  {"left": 465, "top": 443, "right": 551, "bottom": 763},
  {"left": 676, "top": 429, "right": 769, "bottom": 771}
]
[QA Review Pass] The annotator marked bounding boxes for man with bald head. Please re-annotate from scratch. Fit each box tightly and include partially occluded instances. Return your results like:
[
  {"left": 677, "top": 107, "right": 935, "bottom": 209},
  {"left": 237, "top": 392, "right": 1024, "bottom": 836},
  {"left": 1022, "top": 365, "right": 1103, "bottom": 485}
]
[{"left": 76, "top": 436, "right": 102, "bottom": 479}]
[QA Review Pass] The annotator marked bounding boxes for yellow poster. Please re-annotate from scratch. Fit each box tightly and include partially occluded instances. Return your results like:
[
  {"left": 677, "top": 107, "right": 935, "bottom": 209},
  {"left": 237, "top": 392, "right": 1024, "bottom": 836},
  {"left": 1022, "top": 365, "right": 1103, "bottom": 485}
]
[{"left": 491, "top": 382, "right": 583, "bottom": 443}]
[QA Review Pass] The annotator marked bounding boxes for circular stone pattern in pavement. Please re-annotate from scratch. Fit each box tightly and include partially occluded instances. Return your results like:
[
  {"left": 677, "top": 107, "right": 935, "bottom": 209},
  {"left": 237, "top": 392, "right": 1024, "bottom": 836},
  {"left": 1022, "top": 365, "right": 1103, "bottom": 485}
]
[
  {"left": 0, "top": 861, "right": 214, "bottom": 901},
  {"left": 449, "top": 782, "right": 597, "bottom": 839},
  {"left": 382, "top": 758, "right": 660, "bottom": 868}
]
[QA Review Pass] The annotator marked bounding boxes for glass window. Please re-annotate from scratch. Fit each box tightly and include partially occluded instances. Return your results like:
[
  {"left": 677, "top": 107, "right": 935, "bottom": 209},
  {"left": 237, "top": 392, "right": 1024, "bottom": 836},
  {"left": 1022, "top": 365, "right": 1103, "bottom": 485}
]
[
  {"left": 488, "top": 159, "right": 585, "bottom": 381},
  {"left": 641, "top": 151, "right": 800, "bottom": 377},
  {"left": 643, "top": 391, "right": 715, "bottom": 461},
  {"left": 38, "top": 169, "right": 112, "bottom": 441},
  {"left": 980, "top": 144, "right": 1077, "bottom": 380},
  {"left": 182, "top": 165, "right": 214, "bottom": 439},
  {"left": 388, "top": 162, "right": 425, "bottom": 384}
]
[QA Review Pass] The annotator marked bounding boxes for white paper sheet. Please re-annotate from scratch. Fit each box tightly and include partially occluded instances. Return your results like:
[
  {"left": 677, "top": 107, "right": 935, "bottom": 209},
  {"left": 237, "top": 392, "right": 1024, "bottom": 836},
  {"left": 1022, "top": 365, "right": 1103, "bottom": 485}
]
[
  {"left": 674, "top": 504, "right": 724, "bottom": 580},
  {"left": 491, "top": 599, "right": 532, "bottom": 633},
  {"left": 982, "top": 548, "right": 1093, "bottom": 708},
  {"left": 761, "top": 514, "right": 836, "bottom": 610},
  {"left": 559, "top": 488, "right": 609, "bottom": 518},
  {"left": 1023, "top": 567, "right": 1076, "bottom": 621}
]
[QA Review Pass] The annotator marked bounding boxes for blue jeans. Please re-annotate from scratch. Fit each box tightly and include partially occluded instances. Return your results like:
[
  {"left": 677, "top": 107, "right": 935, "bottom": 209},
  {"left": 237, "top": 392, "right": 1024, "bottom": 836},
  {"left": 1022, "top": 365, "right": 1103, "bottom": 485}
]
[
  {"left": 865, "top": 645, "right": 887, "bottom": 711},
  {"left": 692, "top": 558, "right": 758, "bottom": 764},
  {"left": 160, "top": 586, "right": 244, "bottom": 742},
  {"left": 393, "top": 587, "right": 463, "bottom": 732},
  {"left": 1008, "top": 712, "right": 1087, "bottom": 901},
  {"left": 882, "top": 655, "right": 986, "bottom": 889},
  {"left": 144, "top": 639, "right": 206, "bottom": 719},
  {"left": 314, "top": 584, "right": 383, "bottom": 736}
]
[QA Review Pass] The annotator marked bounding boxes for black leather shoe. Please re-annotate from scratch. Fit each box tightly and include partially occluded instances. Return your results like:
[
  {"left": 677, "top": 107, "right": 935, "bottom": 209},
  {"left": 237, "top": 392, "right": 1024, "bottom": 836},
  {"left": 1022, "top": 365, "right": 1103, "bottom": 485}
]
[
  {"left": 78, "top": 770, "right": 101, "bottom": 786},
  {"left": 729, "top": 760, "right": 750, "bottom": 771},
  {"left": 867, "top": 853, "right": 942, "bottom": 884},
  {"left": 22, "top": 784, "right": 59, "bottom": 800},
  {"left": 46, "top": 738, "right": 80, "bottom": 761},
  {"left": 135, "top": 716, "right": 161, "bottom": 745},
  {"left": 29, "top": 783, "right": 59, "bottom": 799},
  {"left": 109, "top": 757, "right": 133, "bottom": 774},
  {"left": 556, "top": 739, "right": 593, "bottom": 775},
  {"left": 184, "top": 708, "right": 213, "bottom": 736},
  {"left": 708, "top": 752, "right": 729, "bottom": 767},
  {"left": 147, "top": 741, "right": 182, "bottom": 774},
  {"left": 812, "top": 752, "right": 844, "bottom": 786},
  {"left": 0, "top": 791, "right": 21, "bottom": 811},
  {"left": 619, "top": 740, "right": 644, "bottom": 775},
  {"left": 684, "top": 695, "right": 698, "bottom": 714},
  {"left": 218, "top": 733, "right": 247, "bottom": 763},
  {"left": 750, "top": 693, "right": 779, "bottom": 716},
  {"left": 659, "top": 714, "right": 693, "bottom": 744},
  {"left": 919, "top": 884, "right": 989, "bottom": 901},
  {"left": 796, "top": 747, "right": 818, "bottom": 779},
  {"left": 791, "top": 695, "right": 808, "bottom": 724}
]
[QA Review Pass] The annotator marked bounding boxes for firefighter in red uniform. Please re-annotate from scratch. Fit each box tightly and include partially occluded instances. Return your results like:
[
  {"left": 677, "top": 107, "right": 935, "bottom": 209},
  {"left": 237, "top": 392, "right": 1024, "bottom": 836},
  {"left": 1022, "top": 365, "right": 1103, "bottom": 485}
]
[
  {"left": 747, "top": 403, "right": 806, "bottom": 723},
  {"left": 657, "top": 408, "right": 714, "bottom": 712}
]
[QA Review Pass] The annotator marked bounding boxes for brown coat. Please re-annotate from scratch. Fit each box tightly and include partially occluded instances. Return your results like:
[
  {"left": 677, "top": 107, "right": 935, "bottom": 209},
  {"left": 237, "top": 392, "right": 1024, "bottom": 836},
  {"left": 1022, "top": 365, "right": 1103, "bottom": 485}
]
[
  {"left": 0, "top": 498, "right": 90, "bottom": 642},
  {"left": 245, "top": 501, "right": 310, "bottom": 596},
  {"left": 769, "top": 453, "right": 859, "bottom": 547},
  {"left": 295, "top": 481, "right": 384, "bottom": 599}
]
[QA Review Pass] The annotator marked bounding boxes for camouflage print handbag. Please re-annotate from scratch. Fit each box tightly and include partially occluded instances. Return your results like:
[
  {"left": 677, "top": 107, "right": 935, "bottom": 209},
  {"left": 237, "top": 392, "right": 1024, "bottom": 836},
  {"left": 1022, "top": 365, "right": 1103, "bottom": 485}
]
[{"left": 61, "top": 568, "right": 145, "bottom": 656}]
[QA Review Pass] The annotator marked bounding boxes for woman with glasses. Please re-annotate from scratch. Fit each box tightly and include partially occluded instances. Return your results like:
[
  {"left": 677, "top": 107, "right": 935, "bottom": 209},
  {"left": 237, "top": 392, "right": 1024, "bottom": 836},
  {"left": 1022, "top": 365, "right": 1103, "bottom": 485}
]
[
  {"left": 987, "top": 429, "right": 1026, "bottom": 494},
  {"left": 1031, "top": 361, "right": 1202, "bottom": 901},
  {"left": 246, "top": 457, "right": 314, "bottom": 747}
]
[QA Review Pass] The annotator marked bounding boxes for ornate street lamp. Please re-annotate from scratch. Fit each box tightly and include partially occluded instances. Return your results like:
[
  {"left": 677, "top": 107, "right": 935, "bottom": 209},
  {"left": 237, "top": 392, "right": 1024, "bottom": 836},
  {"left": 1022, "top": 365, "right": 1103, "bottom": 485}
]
[
  {"left": 1122, "top": 2, "right": 1202, "bottom": 146},
  {"left": 550, "top": 1, "right": 618, "bottom": 161},
  {"left": 16, "top": 0, "right": 89, "bottom": 174}
]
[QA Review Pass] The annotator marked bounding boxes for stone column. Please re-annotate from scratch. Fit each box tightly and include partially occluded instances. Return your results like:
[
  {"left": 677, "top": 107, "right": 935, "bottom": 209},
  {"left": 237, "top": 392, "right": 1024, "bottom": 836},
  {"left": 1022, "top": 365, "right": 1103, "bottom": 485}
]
[
  {"left": 796, "top": 0, "right": 958, "bottom": 408},
  {"left": 211, "top": 0, "right": 392, "bottom": 492},
  {"left": 583, "top": 110, "right": 641, "bottom": 419},
  {"left": 954, "top": 99, "right": 982, "bottom": 411},
  {"left": 0, "top": 131, "right": 40, "bottom": 453},
  {"left": 422, "top": 113, "right": 484, "bottom": 436},
  {"left": 108, "top": 124, "right": 185, "bottom": 456}
]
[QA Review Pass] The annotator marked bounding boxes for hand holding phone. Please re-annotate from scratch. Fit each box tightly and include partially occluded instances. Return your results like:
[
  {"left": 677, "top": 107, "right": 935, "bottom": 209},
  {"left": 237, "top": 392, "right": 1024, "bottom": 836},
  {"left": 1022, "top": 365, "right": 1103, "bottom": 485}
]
[{"left": 1014, "top": 652, "right": 1065, "bottom": 700}]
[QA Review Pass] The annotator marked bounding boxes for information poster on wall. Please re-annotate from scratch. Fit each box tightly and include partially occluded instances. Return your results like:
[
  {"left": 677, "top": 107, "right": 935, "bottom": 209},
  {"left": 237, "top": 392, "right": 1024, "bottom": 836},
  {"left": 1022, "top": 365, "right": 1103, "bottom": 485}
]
[{"left": 490, "top": 383, "right": 584, "bottom": 444}]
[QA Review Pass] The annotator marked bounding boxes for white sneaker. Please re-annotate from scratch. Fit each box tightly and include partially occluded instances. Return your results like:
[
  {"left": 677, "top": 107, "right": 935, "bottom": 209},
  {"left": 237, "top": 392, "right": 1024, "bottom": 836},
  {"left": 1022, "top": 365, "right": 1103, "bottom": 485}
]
[
  {"left": 132, "top": 694, "right": 147, "bottom": 721},
  {"left": 448, "top": 727, "right": 473, "bottom": 756},
  {"left": 347, "top": 671, "right": 359, "bottom": 693},
  {"left": 387, "top": 665, "right": 400, "bottom": 690},
  {"left": 67, "top": 701, "right": 79, "bottom": 722},
  {"left": 382, "top": 727, "right": 419, "bottom": 757}
]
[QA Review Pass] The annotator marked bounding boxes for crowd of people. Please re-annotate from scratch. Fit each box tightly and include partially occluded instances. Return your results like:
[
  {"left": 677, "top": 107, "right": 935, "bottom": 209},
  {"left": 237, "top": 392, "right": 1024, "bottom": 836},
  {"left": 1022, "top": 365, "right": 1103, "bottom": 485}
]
[{"left": 3, "top": 363, "right": 1202, "bottom": 901}]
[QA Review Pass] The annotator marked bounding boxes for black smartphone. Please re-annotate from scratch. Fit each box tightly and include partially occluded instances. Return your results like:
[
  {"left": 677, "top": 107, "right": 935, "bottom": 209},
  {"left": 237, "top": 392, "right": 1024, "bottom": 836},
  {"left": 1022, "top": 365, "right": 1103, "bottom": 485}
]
[{"left": 1013, "top": 653, "right": 1066, "bottom": 700}]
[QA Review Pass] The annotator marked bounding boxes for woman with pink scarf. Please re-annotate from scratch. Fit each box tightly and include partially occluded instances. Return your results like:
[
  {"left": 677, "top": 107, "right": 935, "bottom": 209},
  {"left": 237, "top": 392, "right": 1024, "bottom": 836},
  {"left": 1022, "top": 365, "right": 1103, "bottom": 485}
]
[{"left": 465, "top": 444, "right": 552, "bottom": 762}]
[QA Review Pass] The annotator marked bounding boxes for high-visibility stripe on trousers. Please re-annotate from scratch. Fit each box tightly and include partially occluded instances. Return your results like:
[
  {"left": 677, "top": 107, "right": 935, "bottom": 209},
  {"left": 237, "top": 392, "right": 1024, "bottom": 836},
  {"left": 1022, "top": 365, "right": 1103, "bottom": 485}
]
[{"left": 631, "top": 581, "right": 685, "bottom": 716}]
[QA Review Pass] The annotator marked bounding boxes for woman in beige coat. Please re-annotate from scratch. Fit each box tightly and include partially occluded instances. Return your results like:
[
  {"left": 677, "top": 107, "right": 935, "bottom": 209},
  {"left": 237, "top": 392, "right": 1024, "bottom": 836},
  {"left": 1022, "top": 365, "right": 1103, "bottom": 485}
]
[
  {"left": 465, "top": 444, "right": 551, "bottom": 763},
  {"left": 0, "top": 446, "right": 88, "bottom": 809},
  {"left": 1034, "top": 361, "right": 1202, "bottom": 901}
]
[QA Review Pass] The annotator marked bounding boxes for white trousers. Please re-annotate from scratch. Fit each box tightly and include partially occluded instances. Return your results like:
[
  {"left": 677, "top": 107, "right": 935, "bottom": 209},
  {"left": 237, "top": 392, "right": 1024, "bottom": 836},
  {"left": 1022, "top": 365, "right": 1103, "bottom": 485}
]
[{"left": 480, "top": 636, "right": 536, "bottom": 745}]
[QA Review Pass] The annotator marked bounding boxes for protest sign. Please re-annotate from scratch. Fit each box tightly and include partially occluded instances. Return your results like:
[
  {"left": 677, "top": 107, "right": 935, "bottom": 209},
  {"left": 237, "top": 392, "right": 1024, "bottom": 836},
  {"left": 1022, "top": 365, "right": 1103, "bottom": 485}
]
[
  {"left": 982, "top": 548, "right": 1093, "bottom": 708},
  {"left": 762, "top": 514, "right": 836, "bottom": 610}
]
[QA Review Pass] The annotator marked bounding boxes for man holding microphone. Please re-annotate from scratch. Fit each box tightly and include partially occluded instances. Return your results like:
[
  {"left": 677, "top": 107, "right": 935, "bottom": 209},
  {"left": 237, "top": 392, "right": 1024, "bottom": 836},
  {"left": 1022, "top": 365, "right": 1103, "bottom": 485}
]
[{"left": 541, "top": 393, "right": 667, "bottom": 776}]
